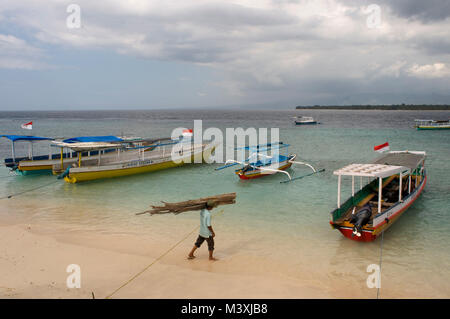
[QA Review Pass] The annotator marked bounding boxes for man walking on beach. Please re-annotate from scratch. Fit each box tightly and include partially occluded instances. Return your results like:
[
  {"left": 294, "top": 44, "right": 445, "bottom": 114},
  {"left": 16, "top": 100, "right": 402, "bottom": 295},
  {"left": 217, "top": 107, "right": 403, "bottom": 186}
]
[{"left": 188, "top": 200, "right": 217, "bottom": 261}]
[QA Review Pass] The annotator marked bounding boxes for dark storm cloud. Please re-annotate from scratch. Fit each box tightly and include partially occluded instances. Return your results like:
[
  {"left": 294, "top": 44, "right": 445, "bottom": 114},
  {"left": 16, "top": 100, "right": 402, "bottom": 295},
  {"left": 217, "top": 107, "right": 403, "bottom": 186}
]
[{"left": 351, "top": 0, "right": 450, "bottom": 22}]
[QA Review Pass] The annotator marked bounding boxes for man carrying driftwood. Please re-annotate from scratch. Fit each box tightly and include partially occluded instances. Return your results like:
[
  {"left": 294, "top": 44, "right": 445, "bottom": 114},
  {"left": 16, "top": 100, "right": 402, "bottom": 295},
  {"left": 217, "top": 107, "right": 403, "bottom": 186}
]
[{"left": 188, "top": 200, "right": 217, "bottom": 261}]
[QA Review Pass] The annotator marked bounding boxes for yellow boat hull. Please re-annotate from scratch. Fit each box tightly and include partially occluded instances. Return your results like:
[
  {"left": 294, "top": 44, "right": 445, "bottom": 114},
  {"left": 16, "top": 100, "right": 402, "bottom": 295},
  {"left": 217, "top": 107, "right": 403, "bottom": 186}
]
[
  {"left": 64, "top": 146, "right": 215, "bottom": 183},
  {"left": 64, "top": 159, "right": 184, "bottom": 183},
  {"left": 18, "top": 164, "right": 53, "bottom": 172}
]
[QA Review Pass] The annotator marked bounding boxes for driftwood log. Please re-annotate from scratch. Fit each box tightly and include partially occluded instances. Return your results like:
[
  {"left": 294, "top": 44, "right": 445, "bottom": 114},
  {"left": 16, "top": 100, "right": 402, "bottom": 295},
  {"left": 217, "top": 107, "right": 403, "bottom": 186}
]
[{"left": 137, "top": 193, "right": 236, "bottom": 215}]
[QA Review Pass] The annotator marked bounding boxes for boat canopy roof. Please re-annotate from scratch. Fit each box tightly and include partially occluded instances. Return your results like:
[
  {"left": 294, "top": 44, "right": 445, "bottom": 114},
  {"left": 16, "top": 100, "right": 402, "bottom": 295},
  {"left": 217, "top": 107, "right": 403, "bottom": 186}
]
[
  {"left": 371, "top": 151, "right": 426, "bottom": 170},
  {"left": 52, "top": 141, "right": 123, "bottom": 151},
  {"left": 334, "top": 151, "right": 426, "bottom": 178},
  {"left": 62, "top": 136, "right": 124, "bottom": 143},
  {"left": 334, "top": 163, "right": 407, "bottom": 178},
  {"left": 0, "top": 135, "right": 54, "bottom": 142}
]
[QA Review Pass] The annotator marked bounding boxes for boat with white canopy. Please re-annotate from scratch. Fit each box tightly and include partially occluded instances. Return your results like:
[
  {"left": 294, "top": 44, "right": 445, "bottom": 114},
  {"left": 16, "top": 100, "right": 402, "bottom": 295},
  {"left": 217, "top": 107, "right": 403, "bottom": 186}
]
[
  {"left": 57, "top": 137, "right": 217, "bottom": 183},
  {"left": 330, "top": 150, "right": 427, "bottom": 242},
  {"left": 414, "top": 119, "right": 450, "bottom": 130},
  {"left": 16, "top": 136, "right": 135, "bottom": 174},
  {"left": 295, "top": 116, "right": 319, "bottom": 125}
]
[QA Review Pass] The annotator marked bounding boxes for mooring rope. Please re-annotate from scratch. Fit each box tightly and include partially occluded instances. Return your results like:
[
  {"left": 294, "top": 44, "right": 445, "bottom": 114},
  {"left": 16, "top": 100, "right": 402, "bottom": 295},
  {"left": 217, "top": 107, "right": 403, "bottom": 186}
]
[
  {"left": 0, "top": 180, "right": 59, "bottom": 200},
  {"left": 377, "top": 230, "right": 384, "bottom": 299},
  {"left": 105, "top": 209, "right": 225, "bottom": 299}
]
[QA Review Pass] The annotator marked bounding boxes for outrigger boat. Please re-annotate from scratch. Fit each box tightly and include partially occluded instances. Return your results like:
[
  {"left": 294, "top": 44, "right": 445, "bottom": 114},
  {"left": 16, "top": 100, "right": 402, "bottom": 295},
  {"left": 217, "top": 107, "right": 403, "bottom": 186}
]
[
  {"left": 329, "top": 150, "right": 427, "bottom": 242},
  {"left": 57, "top": 137, "right": 217, "bottom": 183},
  {"left": 216, "top": 142, "right": 319, "bottom": 182},
  {"left": 414, "top": 119, "right": 450, "bottom": 130}
]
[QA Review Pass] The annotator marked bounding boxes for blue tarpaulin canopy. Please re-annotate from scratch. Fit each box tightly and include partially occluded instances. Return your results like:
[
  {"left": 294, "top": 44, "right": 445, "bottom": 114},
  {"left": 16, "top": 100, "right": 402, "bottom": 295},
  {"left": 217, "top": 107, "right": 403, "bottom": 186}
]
[
  {"left": 62, "top": 136, "right": 124, "bottom": 143},
  {"left": 0, "top": 135, "right": 54, "bottom": 142}
]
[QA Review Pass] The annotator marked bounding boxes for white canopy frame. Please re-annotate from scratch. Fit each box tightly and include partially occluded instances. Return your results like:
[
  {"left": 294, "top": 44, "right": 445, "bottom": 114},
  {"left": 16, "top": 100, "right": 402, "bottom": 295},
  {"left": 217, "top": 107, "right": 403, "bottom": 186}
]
[{"left": 334, "top": 163, "right": 411, "bottom": 213}]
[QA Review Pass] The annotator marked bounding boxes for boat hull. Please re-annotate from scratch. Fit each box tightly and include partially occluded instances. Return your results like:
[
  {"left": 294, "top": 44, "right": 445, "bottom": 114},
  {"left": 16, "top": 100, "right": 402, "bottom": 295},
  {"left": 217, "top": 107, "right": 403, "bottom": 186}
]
[
  {"left": 295, "top": 121, "right": 318, "bottom": 125},
  {"left": 18, "top": 164, "right": 54, "bottom": 173},
  {"left": 417, "top": 126, "right": 450, "bottom": 130},
  {"left": 64, "top": 145, "right": 215, "bottom": 183},
  {"left": 236, "top": 161, "right": 293, "bottom": 179},
  {"left": 64, "top": 159, "right": 184, "bottom": 183}
]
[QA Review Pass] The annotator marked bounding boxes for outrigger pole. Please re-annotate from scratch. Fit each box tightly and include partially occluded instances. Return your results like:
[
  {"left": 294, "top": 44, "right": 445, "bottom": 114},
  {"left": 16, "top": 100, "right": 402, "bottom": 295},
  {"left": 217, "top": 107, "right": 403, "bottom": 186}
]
[{"left": 280, "top": 168, "right": 325, "bottom": 183}]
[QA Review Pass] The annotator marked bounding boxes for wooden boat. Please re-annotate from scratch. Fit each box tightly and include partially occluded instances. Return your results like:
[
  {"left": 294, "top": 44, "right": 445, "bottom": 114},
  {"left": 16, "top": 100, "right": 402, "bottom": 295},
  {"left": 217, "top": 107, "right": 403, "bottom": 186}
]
[
  {"left": 1, "top": 135, "right": 57, "bottom": 173},
  {"left": 295, "top": 116, "right": 319, "bottom": 125},
  {"left": 58, "top": 139, "right": 217, "bottom": 183},
  {"left": 329, "top": 151, "right": 427, "bottom": 242},
  {"left": 49, "top": 136, "right": 170, "bottom": 174},
  {"left": 414, "top": 119, "right": 450, "bottom": 130},
  {"left": 216, "top": 142, "right": 318, "bottom": 182},
  {"left": 15, "top": 136, "right": 132, "bottom": 174}
]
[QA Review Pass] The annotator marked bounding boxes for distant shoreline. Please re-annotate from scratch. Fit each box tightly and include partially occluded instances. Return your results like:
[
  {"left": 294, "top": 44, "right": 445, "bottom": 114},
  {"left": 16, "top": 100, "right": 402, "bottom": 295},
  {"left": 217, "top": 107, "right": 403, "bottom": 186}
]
[{"left": 295, "top": 105, "right": 450, "bottom": 110}]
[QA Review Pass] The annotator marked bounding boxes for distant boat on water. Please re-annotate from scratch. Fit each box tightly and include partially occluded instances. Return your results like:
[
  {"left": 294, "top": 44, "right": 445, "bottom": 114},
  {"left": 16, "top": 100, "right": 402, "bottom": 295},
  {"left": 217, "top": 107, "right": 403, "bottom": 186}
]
[
  {"left": 294, "top": 116, "right": 319, "bottom": 125},
  {"left": 414, "top": 119, "right": 450, "bottom": 130}
]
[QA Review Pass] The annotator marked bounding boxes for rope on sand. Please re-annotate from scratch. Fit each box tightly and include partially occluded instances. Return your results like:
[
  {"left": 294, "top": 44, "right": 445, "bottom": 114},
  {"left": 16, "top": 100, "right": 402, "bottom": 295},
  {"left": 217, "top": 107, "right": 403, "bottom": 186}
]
[
  {"left": 0, "top": 180, "right": 59, "bottom": 200},
  {"left": 377, "top": 230, "right": 384, "bottom": 299},
  {"left": 105, "top": 209, "right": 224, "bottom": 299}
]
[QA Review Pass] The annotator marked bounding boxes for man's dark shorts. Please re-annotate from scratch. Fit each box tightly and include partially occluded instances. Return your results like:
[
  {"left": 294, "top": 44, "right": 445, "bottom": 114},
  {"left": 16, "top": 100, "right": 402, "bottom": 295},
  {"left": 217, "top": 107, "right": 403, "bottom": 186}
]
[{"left": 195, "top": 235, "right": 214, "bottom": 251}]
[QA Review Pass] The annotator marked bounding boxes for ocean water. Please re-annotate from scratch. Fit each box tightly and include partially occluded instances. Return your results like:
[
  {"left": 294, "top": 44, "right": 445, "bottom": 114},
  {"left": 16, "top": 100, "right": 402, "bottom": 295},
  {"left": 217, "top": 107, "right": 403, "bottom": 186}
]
[{"left": 0, "top": 109, "right": 449, "bottom": 297}]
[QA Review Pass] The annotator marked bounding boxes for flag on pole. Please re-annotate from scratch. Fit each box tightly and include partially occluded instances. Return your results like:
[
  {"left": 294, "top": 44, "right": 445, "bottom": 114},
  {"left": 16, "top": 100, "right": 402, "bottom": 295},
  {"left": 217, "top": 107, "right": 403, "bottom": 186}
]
[
  {"left": 374, "top": 142, "right": 389, "bottom": 153},
  {"left": 182, "top": 129, "right": 193, "bottom": 137},
  {"left": 21, "top": 121, "right": 33, "bottom": 130}
]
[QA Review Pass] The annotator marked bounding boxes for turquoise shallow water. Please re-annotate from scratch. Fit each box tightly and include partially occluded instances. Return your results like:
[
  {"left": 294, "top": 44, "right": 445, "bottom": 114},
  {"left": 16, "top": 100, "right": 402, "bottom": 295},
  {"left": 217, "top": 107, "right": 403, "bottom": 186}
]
[{"left": 1, "top": 109, "right": 449, "bottom": 297}]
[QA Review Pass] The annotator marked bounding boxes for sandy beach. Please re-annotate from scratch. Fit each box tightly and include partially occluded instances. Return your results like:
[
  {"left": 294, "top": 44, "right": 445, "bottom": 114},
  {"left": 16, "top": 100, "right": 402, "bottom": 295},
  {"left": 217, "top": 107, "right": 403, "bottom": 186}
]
[
  {"left": 1, "top": 186, "right": 449, "bottom": 299},
  {"left": 0, "top": 219, "right": 336, "bottom": 299}
]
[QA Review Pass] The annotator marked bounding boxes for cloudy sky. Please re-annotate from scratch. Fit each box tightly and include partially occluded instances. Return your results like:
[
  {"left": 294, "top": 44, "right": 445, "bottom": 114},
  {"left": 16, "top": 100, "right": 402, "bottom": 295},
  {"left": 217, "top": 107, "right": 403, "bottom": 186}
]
[{"left": 0, "top": 0, "right": 449, "bottom": 110}]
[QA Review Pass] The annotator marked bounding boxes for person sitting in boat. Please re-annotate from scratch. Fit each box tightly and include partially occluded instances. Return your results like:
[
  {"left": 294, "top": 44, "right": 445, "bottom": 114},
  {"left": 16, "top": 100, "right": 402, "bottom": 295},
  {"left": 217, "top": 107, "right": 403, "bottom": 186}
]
[
  {"left": 188, "top": 200, "right": 218, "bottom": 261},
  {"left": 350, "top": 203, "right": 372, "bottom": 237},
  {"left": 242, "top": 164, "right": 252, "bottom": 173}
]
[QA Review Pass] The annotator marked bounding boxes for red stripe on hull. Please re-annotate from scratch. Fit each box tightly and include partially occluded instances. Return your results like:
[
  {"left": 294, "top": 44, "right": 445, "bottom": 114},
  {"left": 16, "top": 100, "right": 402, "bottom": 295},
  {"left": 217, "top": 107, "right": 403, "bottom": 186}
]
[
  {"left": 338, "top": 227, "right": 376, "bottom": 242},
  {"left": 237, "top": 162, "right": 293, "bottom": 180}
]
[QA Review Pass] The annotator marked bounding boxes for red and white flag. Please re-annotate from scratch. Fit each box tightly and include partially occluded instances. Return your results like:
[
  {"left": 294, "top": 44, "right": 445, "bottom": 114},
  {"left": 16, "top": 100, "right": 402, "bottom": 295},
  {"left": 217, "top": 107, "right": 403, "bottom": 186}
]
[
  {"left": 374, "top": 142, "right": 389, "bottom": 153},
  {"left": 21, "top": 121, "right": 33, "bottom": 130},
  {"left": 182, "top": 129, "right": 193, "bottom": 137}
]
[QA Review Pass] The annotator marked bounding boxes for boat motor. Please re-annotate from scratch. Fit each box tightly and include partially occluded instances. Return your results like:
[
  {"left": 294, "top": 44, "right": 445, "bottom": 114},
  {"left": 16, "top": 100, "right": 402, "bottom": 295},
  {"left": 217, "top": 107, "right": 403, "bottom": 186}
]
[{"left": 350, "top": 203, "right": 372, "bottom": 237}]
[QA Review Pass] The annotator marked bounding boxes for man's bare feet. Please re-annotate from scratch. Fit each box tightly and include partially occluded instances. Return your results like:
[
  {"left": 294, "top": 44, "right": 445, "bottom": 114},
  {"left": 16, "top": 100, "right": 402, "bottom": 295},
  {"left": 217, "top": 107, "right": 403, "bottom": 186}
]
[
  {"left": 209, "top": 257, "right": 218, "bottom": 261},
  {"left": 187, "top": 255, "right": 196, "bottom": 260}
]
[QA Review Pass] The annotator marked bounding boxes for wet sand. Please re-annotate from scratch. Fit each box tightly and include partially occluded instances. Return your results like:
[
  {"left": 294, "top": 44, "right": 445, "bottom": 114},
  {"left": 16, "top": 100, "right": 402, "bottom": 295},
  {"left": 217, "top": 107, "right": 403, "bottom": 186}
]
[
  {"left": 1, "top": 196, "right": 448, "bottom": 299},
  {"left": 0, "top": 220, "right": 334, "bottom": 299}
]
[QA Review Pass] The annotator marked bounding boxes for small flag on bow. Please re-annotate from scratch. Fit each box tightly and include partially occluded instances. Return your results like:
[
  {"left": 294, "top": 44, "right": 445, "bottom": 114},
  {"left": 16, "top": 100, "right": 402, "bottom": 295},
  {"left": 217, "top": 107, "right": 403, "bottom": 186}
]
[
  {"left": 21, "top": 121, "right": 33, "bottom": 130},
  {"left": 374, "top": 142, "right": 389, "bottom": 153}
]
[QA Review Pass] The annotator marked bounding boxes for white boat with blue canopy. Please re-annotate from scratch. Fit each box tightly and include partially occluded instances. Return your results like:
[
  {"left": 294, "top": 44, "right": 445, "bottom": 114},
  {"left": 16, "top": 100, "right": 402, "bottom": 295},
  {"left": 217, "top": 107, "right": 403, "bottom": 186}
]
[
  {"left": 14, "top": 135, "right": 136, "bottom": 174},
  {"left": 1, "top": 135, "right": 55, "bottom": 172},
  {"left": 216, "top": 142, "right": 321, "bottom": 182}
]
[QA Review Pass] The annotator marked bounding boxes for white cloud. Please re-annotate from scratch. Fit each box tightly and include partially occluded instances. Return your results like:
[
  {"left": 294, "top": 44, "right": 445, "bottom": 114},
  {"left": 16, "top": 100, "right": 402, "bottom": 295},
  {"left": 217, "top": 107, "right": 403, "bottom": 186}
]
[
  {"left": 408, "top": 63, "right": 450, "bottom": 78},
  {"left": 0, "top": 34, "right": 48, "bottom": 70}
]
